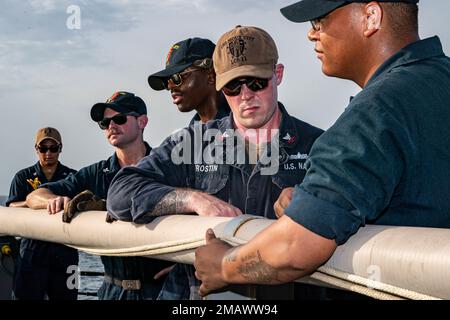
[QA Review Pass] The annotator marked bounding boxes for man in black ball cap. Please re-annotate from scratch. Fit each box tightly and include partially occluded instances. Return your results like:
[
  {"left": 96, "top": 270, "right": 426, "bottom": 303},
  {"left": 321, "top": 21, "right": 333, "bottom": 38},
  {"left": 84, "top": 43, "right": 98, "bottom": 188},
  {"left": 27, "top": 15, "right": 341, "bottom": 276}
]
[
  {"left": 194, "top": 0, "right": 450, "bottom": 298},
  {"left": 27, "top": 91, "right": 173, "bottom": 300},
  {"left": 148, "top": 37, "right": 230, "bottom": 124}
]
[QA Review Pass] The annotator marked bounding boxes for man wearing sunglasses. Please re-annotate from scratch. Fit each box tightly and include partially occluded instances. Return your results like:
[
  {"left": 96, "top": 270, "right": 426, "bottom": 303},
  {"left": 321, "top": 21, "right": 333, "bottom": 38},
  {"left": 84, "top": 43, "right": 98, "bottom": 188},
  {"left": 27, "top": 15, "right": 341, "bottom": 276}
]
[
  {"left": 147, "top": 37, "right": 232, "bottom": 300},
  {"left": 148, "top": 37, "right": 230, "bottom": 125},
  {"left": 107, "top": 26, "right": 324, "bottom": 299},
  {"left": 26, "top": 92, "right": 173, "bottom": 300},
  {"left": 194, "top": 0, "right": 450, "bottom": 298},
  {"left": 6, "top": 127, "right": 78, "bottom": 300}
]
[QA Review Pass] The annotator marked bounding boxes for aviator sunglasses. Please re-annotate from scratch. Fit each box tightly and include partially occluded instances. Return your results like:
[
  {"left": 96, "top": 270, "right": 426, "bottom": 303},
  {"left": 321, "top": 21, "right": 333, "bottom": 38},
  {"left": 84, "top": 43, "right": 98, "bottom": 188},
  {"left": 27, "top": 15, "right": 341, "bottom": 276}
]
[
  {"left": 164, "top": 69, "right": 203, "bottom": 89},
  {"left": 37, "top": 145, "right": 61, "bottom": 153},
  {"left": 222, "top": 77, "right": 269, "bottom": 97},
  {"left": 163, "top": 58, "right": 213, "bottom": 90},
  {"left": 98, "top": 112, "right": 140, "bottom": 130}
]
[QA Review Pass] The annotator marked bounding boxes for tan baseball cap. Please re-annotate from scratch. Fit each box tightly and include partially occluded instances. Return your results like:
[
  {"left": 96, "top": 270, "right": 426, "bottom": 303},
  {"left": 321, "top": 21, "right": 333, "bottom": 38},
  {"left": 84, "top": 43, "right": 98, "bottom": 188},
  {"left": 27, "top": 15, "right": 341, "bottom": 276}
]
[
  {"left": 35, "top": 127, "right": 62, "bottom": 146},
  {"left": 214, "top": 25, "right": 279, "bottom": 91}
]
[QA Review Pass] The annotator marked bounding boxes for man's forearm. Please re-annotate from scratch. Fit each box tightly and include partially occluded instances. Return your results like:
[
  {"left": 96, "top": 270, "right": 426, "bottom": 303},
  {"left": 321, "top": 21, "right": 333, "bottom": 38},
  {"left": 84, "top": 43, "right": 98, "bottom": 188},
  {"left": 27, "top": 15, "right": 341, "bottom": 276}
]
[
  {"left": 221, "top": 216, "right": 337, "bottom": 285},
  {"left": 8, "top": 201, "right": 27, "bottom": 208},
  {"left": 224, "top": 246, "right": 285, "bottom": 284},
  {"left": 26, "top": 188, "right": 57, "bottom": 209},
  {"left": 148, "top": 188, "right": 195, "bottom": 217}
]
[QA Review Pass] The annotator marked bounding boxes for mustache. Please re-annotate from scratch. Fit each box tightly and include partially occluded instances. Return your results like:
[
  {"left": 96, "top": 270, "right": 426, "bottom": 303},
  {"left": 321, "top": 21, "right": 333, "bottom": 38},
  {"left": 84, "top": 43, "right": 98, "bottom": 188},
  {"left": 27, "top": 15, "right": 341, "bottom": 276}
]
[{"left": 107, "top": 129, "right": 122, "bottom": 138}]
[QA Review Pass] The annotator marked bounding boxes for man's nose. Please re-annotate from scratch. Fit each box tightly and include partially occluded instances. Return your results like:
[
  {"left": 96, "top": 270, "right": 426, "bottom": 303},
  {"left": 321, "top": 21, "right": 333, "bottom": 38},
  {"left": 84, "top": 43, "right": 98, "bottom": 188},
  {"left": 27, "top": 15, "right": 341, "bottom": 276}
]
[
  {"left": 307, "top": 28, "right": 319, "bottom": 42},
  {"left": 240, "top": 84, "right": 254, "bottom": 100},
  {"left": 167, "top": 79, "right": 175, "bottom": 91}
]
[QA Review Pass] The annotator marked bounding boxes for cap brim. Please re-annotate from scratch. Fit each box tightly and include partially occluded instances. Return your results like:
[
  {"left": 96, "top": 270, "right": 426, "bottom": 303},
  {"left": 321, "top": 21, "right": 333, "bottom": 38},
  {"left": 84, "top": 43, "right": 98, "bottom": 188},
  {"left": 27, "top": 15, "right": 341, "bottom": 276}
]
[
  {"left": 280, "top": 0, "right": 347, "bottom": 23},
  {"left": 90, "top": 103, "right": 132, "bottom": 122},
  {"left": 216, "top": 64, "right": 275, "bottom": 91},
  {"left": 147, "top": 62, "right": 193, "bottom": 91},
  {"left": 36, "top": 137, "right": 60, "bottom": 146}
]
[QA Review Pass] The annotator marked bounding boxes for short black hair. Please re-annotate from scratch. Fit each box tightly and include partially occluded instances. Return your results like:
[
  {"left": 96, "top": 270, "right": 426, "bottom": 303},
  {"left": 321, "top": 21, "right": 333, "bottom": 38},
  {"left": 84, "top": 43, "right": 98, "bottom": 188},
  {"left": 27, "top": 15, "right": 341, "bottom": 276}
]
[{"left": 382, "top": 3, "right": 419, "bottom": 35}]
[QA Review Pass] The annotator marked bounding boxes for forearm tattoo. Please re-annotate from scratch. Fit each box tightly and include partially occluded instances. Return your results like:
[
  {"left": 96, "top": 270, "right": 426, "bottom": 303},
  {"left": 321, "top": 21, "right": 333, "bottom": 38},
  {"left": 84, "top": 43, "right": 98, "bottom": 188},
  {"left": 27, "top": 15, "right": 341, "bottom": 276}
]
[
  {"left": 236, "top": 250, "right": 281, "bottom": 284},
  {"left": 225, "top": 246, "right": 240, "bottom": 263},
  {"left": 149, "top": 189, "right": 191, "bottom": 216}
]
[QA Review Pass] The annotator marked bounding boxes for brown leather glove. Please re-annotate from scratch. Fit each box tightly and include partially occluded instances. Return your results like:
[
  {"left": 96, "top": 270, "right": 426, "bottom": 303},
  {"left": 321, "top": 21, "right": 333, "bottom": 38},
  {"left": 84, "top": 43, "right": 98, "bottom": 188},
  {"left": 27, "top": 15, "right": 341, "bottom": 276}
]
[{"left": 63, "top": 190, "right": 106, "bottom": 223}]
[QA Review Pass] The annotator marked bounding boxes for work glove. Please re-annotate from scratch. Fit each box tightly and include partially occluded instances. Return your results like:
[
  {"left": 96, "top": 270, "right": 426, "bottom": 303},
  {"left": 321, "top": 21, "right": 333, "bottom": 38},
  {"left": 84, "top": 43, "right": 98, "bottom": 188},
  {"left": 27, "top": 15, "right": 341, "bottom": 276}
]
[{"left": 63, "top": 190, "right": 107, "bottom": 223}]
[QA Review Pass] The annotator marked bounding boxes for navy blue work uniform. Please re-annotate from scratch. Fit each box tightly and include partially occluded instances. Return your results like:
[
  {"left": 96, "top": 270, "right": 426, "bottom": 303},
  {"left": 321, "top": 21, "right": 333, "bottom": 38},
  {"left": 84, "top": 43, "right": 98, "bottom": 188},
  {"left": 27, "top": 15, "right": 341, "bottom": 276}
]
[
  {"left": 286, "top": 37, "right": 450, "bottom": 245},
  {"left": 42, "top": 143, "right": 173, "bottom": 300},
  {"left": 7, "top": 162, "right": 78, "bottom": 300},
  {"left": 107, "top": 103, "right": 323, "bottom": 299},
  {"left": 159, "top": 97, "right": 230, "bottom": 300}
]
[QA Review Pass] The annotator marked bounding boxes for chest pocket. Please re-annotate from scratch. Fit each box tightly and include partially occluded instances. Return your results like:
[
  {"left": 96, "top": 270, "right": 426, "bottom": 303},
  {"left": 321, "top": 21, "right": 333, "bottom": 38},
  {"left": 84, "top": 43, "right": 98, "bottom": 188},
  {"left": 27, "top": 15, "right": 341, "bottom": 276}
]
[
  {"left": 272, "top": 160, "right": 308, "bottom": 190},
  {"left": 193, "top": 164, "right": 229, "bottom": 195}
]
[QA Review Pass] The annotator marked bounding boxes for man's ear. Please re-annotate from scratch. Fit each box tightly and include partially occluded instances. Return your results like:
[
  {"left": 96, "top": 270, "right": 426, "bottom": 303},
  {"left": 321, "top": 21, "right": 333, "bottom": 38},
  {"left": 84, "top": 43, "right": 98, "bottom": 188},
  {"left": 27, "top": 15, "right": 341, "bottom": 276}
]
[
  {"left": 364, "top": 2, "right": 383, "bottom": 38},
  {"left": 275, "top": 63, "right": 284, "bottom": 86},
  {"left": 138, "top": 115, "right": 148, "bottom": 129}
]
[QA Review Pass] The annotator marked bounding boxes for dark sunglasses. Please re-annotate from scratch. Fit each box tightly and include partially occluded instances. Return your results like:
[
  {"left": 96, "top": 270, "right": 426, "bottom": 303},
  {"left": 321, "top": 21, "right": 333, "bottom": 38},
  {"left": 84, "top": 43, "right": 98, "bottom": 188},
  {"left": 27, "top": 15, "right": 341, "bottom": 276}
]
[
  {"left": 310, "top": 3, "right": 348, "bottom": 31},
  {"left": 37, "top": 145, "right": 61, "bottom": 153},
  {"left": 98, "top": 112, "right": 139, "bottom": 130},
  {"left": 164, "top": 69, "right": 203, "bottom": 90},
  {"left": 222, "top": 77, "right": 270, "bottom": 97}
]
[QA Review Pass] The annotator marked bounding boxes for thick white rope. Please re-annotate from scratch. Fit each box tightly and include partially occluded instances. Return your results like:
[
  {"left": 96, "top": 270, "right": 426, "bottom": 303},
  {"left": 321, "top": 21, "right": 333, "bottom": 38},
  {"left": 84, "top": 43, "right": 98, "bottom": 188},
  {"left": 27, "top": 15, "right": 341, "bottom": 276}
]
[
  {"left": 313, "top": 267, "right": 440, "bottom": 300},
  {"left": 1, "top": 208, "right": 447, "bottom": 300}
]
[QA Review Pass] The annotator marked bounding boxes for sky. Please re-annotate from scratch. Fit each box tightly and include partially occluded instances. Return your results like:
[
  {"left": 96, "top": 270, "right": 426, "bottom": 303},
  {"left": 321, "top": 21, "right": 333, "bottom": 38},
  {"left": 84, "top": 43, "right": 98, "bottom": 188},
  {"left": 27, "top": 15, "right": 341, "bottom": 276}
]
[{"left": 1, "top": 0, "right": 449, "bottom": 195}]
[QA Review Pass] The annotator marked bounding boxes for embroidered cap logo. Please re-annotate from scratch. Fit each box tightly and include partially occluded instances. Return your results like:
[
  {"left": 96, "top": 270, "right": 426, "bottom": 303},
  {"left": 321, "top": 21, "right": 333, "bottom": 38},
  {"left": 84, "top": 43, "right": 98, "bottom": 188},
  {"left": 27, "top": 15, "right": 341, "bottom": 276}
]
[
  {"left": 106, "top": 92, "right": 126, "bottom": 103},
  {"left": 166, "top": 44, "right": 180, "bottom": 66},
  {"left": 227, "top": 36, "right": 248, "bottom": 65}
]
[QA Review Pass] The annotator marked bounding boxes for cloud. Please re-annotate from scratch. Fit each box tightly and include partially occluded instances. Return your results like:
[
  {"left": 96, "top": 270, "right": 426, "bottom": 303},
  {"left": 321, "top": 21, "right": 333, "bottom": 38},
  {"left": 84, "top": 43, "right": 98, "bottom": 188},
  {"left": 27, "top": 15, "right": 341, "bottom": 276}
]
[
  {"left": 0, "top": 0, "right": 153, "bottom": 91},
  {"left": 0, "top": 0, "right": 289, "bottom": 69},
  {"left": 150, "top": 0, "right": 289, "bottom": 14},
  {"left": 0, "top": 0, "right": 147, "bottom": 67},
  {"left": 30, "top": 0, "right": 57, "bottom": 13}
]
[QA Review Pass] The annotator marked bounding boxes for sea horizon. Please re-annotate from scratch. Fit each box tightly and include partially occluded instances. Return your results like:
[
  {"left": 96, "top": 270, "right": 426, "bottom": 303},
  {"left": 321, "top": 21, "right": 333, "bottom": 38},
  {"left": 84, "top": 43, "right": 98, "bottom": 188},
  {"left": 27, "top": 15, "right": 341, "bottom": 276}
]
[{"left": 0, "top": 195, "right": 6, "bottom": 207}]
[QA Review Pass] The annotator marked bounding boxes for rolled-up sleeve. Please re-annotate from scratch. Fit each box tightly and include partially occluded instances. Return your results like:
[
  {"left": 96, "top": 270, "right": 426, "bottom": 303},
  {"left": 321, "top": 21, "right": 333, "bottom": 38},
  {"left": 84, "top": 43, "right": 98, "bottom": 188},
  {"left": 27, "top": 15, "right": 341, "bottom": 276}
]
[
  {"left": 285, "top": 97, "right": 410, "bottom": 245},
  {"left": 107, "top": 133, "right": 189, "bottom": 224},
  {"left": 41, "top": 170, "right": 86, "bottom": 199}
]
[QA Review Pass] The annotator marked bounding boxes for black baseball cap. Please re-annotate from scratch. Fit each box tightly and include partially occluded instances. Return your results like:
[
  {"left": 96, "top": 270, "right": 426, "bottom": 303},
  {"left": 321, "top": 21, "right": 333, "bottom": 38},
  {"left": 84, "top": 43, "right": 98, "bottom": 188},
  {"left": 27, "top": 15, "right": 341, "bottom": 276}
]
[
  {"left": 90, "top": 91, "right": 147, "bottom": 122},
  {"left": 147, "top": 37, "right": 215, "bottom": 91},
  {"left": 281, "top": 0, "right": 419, "bottom": 23}
]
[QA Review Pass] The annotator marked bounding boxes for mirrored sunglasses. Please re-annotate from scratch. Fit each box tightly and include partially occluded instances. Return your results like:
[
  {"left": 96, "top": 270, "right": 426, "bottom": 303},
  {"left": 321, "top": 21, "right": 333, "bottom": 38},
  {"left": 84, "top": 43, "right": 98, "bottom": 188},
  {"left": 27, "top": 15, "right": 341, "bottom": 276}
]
[
  {"left": 222, "top": 77, "right": 269, "bottom": 97},
  {"left": 164, "top": 69, "right": 203, "bottom": 90}
]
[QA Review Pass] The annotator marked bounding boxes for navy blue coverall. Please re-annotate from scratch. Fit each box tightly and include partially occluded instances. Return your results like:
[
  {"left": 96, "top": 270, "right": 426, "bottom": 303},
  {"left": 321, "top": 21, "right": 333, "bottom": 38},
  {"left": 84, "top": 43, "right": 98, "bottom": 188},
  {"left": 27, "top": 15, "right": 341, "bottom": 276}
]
[{"left": 7, "top": 162, "right": 78, "bottom": 300}]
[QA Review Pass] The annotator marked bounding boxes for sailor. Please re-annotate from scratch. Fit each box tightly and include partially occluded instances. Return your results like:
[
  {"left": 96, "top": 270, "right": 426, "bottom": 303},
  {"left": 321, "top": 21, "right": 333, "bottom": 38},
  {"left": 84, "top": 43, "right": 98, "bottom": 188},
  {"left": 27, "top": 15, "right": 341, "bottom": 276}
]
[
  {"left": 26, "top": 92, "right": 173, "bottom": 300},
  {"left": 147, "top": 37, "right": 231, "bottom": 300},
  {"left": 107, "top": 26, "right": 324, "bottom": 299},
  {"left": 147, "top": 37, "right": 230, "bottom": 125},
  {"left": 194, "top": 0, "right": 450, "bottom": 297},
  {"left": 6, "top": 127, "right": 78, "bottom": 300}
]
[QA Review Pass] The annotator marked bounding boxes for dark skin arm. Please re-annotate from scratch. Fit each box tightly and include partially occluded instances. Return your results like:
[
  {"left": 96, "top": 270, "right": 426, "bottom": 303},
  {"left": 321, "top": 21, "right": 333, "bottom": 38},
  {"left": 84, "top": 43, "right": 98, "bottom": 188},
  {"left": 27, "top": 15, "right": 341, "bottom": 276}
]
[{"left": 194, "top": 215, "right": 337, "bottom": 297}]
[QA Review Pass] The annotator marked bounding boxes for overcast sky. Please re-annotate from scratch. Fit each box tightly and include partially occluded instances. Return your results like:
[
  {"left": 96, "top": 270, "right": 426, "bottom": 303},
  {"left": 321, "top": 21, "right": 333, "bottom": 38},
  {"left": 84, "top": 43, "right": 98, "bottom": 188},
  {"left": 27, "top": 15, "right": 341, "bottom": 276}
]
[{"left": 1, "top": 0, "right": 449, "bottom": 195}]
